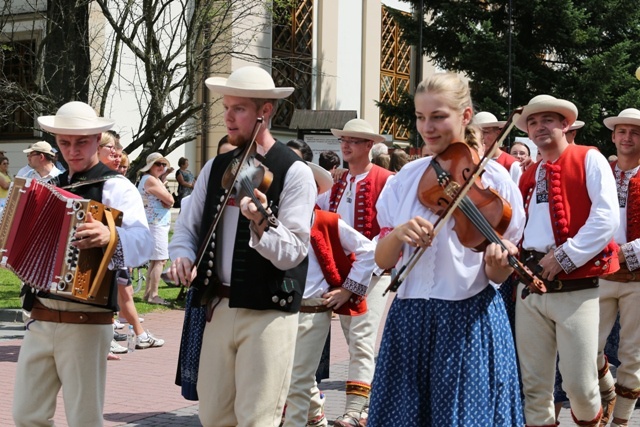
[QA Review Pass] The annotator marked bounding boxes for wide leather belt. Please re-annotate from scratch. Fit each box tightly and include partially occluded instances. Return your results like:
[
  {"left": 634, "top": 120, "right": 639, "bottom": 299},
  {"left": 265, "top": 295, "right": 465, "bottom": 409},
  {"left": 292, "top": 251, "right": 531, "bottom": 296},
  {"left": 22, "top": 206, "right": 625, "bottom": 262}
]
[
  {"left": 30, "top": 300, "right": 113, "bottom": 324},
  {"left": 602, "top": 264, "right": 640, "bottom": 283},
  {"left": 521, "top": 249, "right": 600, "bottom": 293},
  {"left": 299, "top": 305, "right": 331, "bottom": 313}
]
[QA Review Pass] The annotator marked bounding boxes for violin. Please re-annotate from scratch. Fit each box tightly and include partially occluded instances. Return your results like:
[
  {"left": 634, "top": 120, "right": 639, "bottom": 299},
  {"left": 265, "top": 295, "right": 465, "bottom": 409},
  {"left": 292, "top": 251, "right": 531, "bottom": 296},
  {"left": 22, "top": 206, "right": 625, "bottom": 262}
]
[{"left": 384, "top": 108, "right": 547, "bottom": 298}]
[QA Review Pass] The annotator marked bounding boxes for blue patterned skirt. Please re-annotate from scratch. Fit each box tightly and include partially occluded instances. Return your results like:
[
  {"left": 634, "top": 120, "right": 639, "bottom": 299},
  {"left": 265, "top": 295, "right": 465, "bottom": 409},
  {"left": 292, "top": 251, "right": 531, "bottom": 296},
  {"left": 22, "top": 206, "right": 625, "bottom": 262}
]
[
  {"left": 175, "top": 287, "right": 207, "bottom": 401},
  {"left": 368, "top": 285, "right": 524, "bottom": 427}
]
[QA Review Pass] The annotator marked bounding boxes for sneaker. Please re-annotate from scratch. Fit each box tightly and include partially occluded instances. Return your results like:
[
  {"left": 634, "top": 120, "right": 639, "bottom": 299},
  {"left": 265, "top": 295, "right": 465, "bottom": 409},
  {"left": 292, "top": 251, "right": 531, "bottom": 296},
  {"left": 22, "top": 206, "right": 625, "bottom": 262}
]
[
  {"left": 114, "top": 331, "right": 127, "bottom": 342},
  {"left": 110, "top": 340, "right": 128, "bottom": 354},
  {"left": 117, "top": 316, "right": 144, "bottom": 324},
  {"left": 136, "top": 331, "right": 165, "bottom": 349},
  {"left": 113, "top": 319, "right": 125, "bottom": 329}
]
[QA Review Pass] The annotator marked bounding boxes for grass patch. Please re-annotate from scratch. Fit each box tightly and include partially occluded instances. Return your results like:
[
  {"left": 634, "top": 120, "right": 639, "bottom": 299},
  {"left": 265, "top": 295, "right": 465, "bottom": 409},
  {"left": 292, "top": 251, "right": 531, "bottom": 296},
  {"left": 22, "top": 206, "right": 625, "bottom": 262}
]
[{"left": 0, "top": 267, "right": 185, "bottom": 313}]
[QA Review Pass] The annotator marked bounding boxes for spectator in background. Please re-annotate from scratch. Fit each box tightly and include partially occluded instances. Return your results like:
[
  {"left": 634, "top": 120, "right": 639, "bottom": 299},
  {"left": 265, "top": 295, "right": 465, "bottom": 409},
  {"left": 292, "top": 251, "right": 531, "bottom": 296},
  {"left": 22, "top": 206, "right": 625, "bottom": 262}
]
[
  {"left": 421, "top": 143, "right": 433, "bottom": 157},
  {"left": 371, "top": 142, "right": 388, "bottom": 160},
  {"left": 175, "top": 157, "right": 195, "bottom": 208},
  {"left": 509, "top": 141, "right": 531, "bottom": 164},
  {"left": 0, "top": 156, "right": 11, "bottom": 204},
  {"left": 389, "top": 150, "right": 410, "bottom": 172},
  {"left": 51, "top": 148, "right": 66, "bottom": 172},
  {"left": 287, "top": 139, "right": 313, "bottom": 162},
  {"left": 138, "top": 152, "right": 174, "bottom": 306},
  {"left": 118, "top": 152, "right": 130, "bottom": 176},
  {"left": 21, "top": 141, "right": 62, "bottom": 182},
  {"left": 566, "top": 120, "right": 585, "bottom": 144},
  {"left": 98, "top": 132, "right": 120, "bottom": 170},
  {"left": 319, "top": 151, "right": 340, "bottom": 171},
  {"left": 372, "top": 153, "right": 390, "bottom": 170}
]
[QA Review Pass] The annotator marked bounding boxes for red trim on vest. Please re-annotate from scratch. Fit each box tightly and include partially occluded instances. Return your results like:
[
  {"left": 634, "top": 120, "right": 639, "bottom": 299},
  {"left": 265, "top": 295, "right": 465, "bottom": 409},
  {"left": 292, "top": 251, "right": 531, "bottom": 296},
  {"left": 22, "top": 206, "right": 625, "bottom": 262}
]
[
  {"left": 310, "top": 210, "right": 367, "bottom": 316},
  {"left": 495, "top": 150, "right": 518, "bottom": 172},
  {"left": 328, "top": 165, "right": 392, "bottom": 240},
  {"left": 520, "top": 145, "right": 619, "bottom": 279}
]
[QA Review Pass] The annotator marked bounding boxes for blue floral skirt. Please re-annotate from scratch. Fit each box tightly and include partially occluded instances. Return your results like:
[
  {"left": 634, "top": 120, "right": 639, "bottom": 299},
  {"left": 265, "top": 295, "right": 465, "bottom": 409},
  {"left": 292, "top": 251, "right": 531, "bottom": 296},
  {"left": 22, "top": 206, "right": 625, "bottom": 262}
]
[{"left": 367, "top": 285, "right": 524, "bottom": 427}]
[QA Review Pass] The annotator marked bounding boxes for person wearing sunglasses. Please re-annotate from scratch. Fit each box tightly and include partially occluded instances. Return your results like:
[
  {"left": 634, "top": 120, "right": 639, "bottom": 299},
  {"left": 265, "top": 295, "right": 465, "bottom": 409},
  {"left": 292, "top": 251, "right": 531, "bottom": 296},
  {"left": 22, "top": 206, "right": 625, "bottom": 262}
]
[{"left": 138, "top": 152, "right": 174, "bottom": 306}]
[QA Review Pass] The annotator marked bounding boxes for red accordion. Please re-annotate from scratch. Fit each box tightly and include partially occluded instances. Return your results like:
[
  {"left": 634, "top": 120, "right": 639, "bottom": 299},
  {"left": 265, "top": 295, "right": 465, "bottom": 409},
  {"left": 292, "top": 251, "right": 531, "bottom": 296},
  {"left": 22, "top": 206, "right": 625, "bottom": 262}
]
[{"left": 0, "top": 177, "right": 122, "bottom": 306}]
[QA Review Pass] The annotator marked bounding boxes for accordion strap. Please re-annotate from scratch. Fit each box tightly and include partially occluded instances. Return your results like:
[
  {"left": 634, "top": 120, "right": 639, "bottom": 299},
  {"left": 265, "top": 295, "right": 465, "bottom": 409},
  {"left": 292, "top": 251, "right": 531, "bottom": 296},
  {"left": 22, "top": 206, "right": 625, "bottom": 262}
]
[
  {"left": 62, "top": 175, "right": 121, "bottom": 191},
  {"left": 87, "top": 209, "right": 119, "bottom": 301}
]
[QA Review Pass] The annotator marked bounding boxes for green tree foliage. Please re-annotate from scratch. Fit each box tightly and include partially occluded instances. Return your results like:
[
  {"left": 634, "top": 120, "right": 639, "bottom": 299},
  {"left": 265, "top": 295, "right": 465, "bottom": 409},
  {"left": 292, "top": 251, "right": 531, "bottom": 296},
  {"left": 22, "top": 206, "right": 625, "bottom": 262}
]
[{"left": 380, "top": 0, "right": 640, "bottom": 154}]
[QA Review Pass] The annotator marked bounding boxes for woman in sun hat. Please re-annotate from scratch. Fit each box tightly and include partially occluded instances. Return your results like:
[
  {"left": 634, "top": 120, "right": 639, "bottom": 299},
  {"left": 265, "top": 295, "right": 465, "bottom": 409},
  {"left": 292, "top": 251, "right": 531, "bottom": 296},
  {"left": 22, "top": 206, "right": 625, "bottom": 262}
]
[{"left": 138, "top": 152, "right": 174, "bottom": 305}]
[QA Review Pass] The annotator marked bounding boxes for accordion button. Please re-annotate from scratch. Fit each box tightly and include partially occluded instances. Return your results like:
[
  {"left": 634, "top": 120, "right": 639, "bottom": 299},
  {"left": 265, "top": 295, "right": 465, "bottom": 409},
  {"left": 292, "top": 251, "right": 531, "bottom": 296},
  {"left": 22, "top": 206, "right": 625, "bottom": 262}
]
[
  {"left": 272, "top": 296, "right": 279, "bottom": 303},
  {"left": 206, "top": 270, "right": 212, "bottom": 277}
]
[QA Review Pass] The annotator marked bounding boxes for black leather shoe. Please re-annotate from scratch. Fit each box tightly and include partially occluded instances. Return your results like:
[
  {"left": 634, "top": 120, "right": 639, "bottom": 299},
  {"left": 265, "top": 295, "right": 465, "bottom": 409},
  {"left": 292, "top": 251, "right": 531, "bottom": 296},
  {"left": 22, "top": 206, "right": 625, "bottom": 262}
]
[{"left": 114, "top": 331, "right": 127, "bottom": 342}]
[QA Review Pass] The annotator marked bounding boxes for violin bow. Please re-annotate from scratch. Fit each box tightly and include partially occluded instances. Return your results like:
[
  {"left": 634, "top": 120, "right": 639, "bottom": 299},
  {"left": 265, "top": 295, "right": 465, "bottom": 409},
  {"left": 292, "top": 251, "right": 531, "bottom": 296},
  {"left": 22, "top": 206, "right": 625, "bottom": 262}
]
[{"left": 384, "top": 108, "right": 524, "bottom": 295}]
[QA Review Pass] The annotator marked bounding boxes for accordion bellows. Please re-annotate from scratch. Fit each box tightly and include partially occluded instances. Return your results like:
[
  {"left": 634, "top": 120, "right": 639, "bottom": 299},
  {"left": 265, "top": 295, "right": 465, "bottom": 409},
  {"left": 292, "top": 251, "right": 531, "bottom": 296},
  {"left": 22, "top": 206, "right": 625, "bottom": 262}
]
[{"left": 0, "top": 177, "right": 122, "bottom": 306}]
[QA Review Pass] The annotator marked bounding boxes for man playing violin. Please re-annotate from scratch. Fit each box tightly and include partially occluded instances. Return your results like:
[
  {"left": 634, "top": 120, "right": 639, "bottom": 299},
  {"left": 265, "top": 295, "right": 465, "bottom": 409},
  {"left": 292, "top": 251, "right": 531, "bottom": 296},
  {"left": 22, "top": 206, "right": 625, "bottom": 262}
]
[
  {"left": 367, "top": 73, "right": 525, "bottom": 426},
  {"left": 13, "top": 101, "right": 152, "bottom": 426},
  {"left": 515, "top": 95, "right": 620, "bottom": 427},
  {"left": 168, "top": 66, "right": 316, "bottom": 427},
  {"left": 595, "top": 108, "right": 640, "bottom": 427}
]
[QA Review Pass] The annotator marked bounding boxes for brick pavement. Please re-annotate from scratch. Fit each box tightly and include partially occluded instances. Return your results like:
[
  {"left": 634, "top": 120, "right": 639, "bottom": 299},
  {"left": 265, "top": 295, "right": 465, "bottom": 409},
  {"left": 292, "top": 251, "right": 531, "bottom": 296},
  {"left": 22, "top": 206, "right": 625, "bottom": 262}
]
[{"left": 2, "top": 296, "right": 640, "bottom": 426}]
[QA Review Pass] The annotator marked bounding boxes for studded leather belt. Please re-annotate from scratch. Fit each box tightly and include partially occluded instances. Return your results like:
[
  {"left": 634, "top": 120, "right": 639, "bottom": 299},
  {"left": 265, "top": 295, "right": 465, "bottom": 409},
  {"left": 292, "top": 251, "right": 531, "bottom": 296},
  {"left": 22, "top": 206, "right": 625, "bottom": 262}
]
[
  {"left": 521, "top": 250, "right": 600, "bottom": 293},
  {"left": 299, "top": 305, "right": 331, "bottom": 313},
  {"left": 602, "top": 265, "right": 640, "bottom": 283},
  {"left": 30, "top": 300, "right": 113, "bottom": 324}
]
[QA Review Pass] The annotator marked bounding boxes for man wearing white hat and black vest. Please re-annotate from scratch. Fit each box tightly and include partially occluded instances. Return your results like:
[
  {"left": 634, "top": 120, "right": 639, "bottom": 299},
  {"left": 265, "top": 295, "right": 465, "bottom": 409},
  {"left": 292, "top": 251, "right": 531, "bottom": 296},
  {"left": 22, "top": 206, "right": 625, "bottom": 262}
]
[
  {"left": 316, "top": 118, "right": 393, "bottom": 427},
  {"left": 168, "top": 66, "right": 316, "bottom": 426},
  {"left": 13, "top": 101, "right": 152, "bottom": 426},
  {"left": 514, "top": 95, "right": 619, "bottom": 427},
  {"left": 595, "top": 108, "right": 640, "bottom": 427}
]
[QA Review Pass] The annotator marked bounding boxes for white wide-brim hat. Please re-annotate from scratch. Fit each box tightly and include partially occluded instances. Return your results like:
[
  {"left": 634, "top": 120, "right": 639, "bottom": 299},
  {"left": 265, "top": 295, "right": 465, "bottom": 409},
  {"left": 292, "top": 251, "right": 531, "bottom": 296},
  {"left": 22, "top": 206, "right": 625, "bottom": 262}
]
[
  {"left": 473, "top": 111, "right": 506, "bottom": 128},
  {"left": 515, "top": 95, "right": 578, "bottom": 132},
  {"left": 307, "top": 162, "right": 333, "bottom": 195},
  {"left": 205, "top": 66, "right": 294, "bottom": 99},
  {"left": 569, "top": 120, "right": 585, "bottom": 131},
  {"left": 38, "top": 101, "right": 115, "bottom": 135},
  {"left": 139, "top": 152, "right": 171, "bottom": 173},
  {"left": 23, "top": 140, "right": 55, "bottom": 156},
  {"left": 331, "top": 119, "right": 386, "bottom": 144},
  {"left": 603, "top": 108, "right": 640, "bottom": 130}
]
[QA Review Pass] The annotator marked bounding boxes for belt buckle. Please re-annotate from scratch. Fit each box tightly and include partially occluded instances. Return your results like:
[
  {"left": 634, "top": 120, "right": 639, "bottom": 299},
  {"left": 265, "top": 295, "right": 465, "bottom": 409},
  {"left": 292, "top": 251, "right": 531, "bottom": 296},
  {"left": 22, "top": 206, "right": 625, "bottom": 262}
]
[{"left": 553, "top": 280, "right": 563, "bottom": 291}]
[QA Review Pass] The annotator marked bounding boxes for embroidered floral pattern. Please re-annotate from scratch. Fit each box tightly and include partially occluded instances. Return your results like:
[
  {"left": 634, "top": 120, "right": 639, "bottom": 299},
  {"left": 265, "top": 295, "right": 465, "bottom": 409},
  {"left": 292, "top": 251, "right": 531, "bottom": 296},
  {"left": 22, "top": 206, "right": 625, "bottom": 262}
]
[
  {"left": 614, "top": 166, "right": 632, "bottom": 208},
  {"left": 328, "top": 172, "right": 349, "bottom": 213},
  {"left": 111, "top": 239, "right": 126, "bottom": 269},
  {"left": 343, "top": 277, "right": 367, "bottom": 297},
  {"left": 555, "top": 245, "right": 577, "bottom": 274},
  {"left": 535, "top": 164, "right": 549, "bottom": 204},
  {"left": 622, "top": 243, "right": 640, "bottom": 271}
]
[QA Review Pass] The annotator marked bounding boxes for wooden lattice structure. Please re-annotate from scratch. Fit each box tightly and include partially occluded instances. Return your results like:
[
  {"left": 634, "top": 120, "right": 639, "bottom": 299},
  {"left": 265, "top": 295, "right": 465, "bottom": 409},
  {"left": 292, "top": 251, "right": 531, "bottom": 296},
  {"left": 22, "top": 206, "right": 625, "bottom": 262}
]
[
  {"left": 380, "top": 6, "right": 411, "bottom": 141},
  {"left": 272, "top": 0, "right": 313, "bottom": 129}
]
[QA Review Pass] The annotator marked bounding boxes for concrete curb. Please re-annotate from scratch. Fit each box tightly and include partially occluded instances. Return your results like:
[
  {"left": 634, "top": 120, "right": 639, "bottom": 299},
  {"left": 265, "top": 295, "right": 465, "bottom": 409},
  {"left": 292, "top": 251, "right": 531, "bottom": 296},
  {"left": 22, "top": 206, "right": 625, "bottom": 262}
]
[{"left": 0, "top": 309, "right": 22, "bottom": 323}]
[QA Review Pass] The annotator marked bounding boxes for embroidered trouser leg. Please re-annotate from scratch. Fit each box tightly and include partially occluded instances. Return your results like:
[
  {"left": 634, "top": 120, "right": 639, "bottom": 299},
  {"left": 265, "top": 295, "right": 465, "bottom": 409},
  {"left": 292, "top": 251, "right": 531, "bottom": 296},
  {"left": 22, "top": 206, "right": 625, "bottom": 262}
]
[
  {"left": 13, "top": 319, "right": 112, "bottom": 427},
  {"left": 197, "top": 299, "right": 298, "bottom": 427},
  {"left": 597, "top": 280, "right": 640, "bottom": 422},
  {"left": 516, "top": 284, "right": 600, "bottom": 426},
  {"left": 283, "top": 302, "right": 331, "bottom": 427},
  {"left": 339, "top": 275, "right": 390, "bottom": 412}
]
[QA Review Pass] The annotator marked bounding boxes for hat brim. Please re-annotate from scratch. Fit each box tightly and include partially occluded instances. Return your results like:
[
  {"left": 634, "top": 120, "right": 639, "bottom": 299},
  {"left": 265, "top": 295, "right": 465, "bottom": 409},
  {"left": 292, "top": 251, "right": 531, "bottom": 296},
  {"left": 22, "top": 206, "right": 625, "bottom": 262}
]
[
  {"left": 569, "top": 120, "right": 585, "bottom": 131},
  {"left": 23, "top": 148, "right": 54, "bottom": 156},
  {"left": 307, "top": 162, "right": 333, "bottom": 195},
  {"left": 205, "top": 77, "right": 294, "bottom": 99},
  {"left": 330, "top": 129, "right": 386, "bottom": 144},
  {"left": 476, "top": 121, "right": 507, "bottom": 129},
  {"left": 140, "top": 156, "right": 170, "bottom": 173},
  {"left": 515, "top": 100, "right": 578, "bottom": 132},
  {"left": 38, "top": 116, "right": 115, "bottom": 136},
  {"left": 603, "top": 117, "right": 640, "bottom": 130}
]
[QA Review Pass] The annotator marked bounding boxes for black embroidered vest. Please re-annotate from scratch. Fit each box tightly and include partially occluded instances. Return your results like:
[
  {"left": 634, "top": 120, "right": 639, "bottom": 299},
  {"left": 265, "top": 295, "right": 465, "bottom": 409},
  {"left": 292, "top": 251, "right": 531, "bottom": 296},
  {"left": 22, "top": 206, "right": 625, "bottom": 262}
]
[{"left": 192, "top": 141, "right": 309, "bottom": 313}]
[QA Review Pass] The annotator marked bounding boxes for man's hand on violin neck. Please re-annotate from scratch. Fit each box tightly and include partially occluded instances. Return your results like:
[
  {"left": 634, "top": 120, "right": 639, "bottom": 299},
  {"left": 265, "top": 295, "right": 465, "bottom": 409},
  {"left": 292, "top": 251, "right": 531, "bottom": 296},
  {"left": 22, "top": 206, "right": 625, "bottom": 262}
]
[{"left": 240, "top": 188, "right": 271, "bottom": 237}]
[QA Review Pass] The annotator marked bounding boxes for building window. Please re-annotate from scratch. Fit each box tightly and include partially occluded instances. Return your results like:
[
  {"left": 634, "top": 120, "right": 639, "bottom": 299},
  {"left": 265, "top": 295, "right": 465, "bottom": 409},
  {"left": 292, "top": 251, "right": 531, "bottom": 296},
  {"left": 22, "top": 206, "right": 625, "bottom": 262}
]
[
  {"left": 0, "top": 39, "right": 38, "bottom": 139},
  {"left": 380, "top": 6, "right": 411, "bottom": 141},
  {"left": 272, "top": 0, "right": 313, "bottom": 129}
]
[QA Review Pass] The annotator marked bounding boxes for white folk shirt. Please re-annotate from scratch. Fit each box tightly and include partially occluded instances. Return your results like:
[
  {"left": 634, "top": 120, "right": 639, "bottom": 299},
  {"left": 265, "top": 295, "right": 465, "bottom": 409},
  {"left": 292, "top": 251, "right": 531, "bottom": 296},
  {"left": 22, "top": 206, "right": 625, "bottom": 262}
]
[
  {"left": 169, "top": 157, "right": 317, "bottom": 280},
  {"left": 303, "top": 218, "right": 376, "bottom": 299},
  {"left": 522, "top": 150, "right": 619, "bottom": 271},
  {"left": 376, "top": 157, "right": 525, "bottom": 301},
  {"left": 613, "top": 164, "right": 640, "bottom": 270}
]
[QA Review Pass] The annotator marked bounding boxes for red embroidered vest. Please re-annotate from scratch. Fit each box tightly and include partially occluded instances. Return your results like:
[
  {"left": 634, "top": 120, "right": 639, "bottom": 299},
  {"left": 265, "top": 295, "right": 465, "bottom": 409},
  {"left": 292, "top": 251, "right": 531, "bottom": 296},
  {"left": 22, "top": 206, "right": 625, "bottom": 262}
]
[
  {"left": 519, "top": 144, "right": 619, "bottom": 279},
  {"left": 610, "top": 162, "right": 640, "bottom": 243},
  {"left": 495, "top": 150, "right": 518, "bottom": 172},
  {"left": 310, "top": 210, "right": 367, "bottom": 316},
  {"left": 328, "top": 165, "right": 392, "bottom": 240}
]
